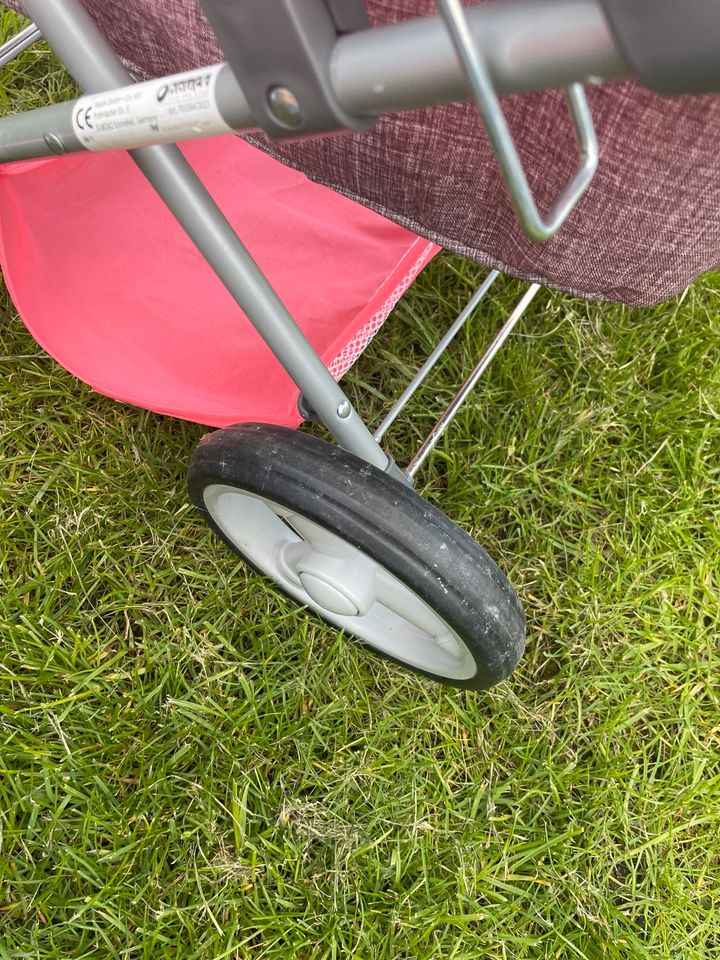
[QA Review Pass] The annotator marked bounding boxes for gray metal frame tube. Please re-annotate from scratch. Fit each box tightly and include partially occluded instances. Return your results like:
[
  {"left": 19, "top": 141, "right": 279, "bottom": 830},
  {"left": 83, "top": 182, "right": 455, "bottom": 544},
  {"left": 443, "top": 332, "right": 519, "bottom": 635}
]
[
  {"left": 0, "top": 0, "right": 624, "bottom": 163},
  {"left": 333, "top": 0, "right": 623, "bottom": 114},
  {"left": 0, "top": 100, "right": 80, "bottom": 161},
  {"left": 21, "top": 0, "right": 392, "bottom": 473}
]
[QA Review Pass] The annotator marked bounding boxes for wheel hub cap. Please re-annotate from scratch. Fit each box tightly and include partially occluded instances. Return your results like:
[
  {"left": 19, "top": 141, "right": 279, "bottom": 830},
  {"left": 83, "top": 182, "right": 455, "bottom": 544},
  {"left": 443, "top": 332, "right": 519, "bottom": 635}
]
[{"left": 277, "top": 542, "right": 376, "bottom": 617}]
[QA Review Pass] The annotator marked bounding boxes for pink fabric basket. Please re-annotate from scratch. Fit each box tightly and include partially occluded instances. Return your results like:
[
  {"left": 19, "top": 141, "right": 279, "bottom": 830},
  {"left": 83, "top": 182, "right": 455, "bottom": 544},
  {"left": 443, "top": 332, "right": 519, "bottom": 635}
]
[{"left": 0, "top": 135, "right": 437, "bottom": 426}]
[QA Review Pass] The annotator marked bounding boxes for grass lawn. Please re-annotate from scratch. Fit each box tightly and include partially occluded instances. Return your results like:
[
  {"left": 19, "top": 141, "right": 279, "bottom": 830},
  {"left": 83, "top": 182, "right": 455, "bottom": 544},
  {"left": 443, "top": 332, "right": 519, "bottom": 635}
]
[{"left": 1, "top": 9, "right": 719, "bottom": 959}]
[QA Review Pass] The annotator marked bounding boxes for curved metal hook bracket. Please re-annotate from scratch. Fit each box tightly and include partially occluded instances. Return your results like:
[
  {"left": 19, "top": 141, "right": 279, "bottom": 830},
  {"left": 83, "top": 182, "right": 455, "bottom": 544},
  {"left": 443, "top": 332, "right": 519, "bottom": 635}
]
[{"left": 436, "top": 0, "right": 599, "bottom": 243}]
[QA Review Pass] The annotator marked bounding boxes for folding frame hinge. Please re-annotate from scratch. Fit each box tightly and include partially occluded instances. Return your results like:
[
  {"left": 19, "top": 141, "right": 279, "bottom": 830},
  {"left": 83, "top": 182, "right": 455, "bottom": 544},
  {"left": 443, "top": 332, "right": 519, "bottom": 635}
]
[{"left": 198, "top": 0, "right": 375, "bottom": 139}]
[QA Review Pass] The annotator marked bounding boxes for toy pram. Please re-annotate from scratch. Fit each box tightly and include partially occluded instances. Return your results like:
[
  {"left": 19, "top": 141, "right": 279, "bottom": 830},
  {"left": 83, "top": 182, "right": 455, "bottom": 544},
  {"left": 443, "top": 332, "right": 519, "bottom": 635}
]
[{"left": 2, "top": 0, "right": 718, "bottom": 689}]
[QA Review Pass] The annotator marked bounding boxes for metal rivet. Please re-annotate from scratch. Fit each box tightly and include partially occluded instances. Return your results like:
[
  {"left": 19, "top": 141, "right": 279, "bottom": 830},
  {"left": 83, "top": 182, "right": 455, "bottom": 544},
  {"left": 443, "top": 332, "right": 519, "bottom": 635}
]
[
  {"left": 267, "top": 86, "right": 303, "bottom": 128},
  {"left": 44, "top": 133, "right": 65, "bottom": 155},
  {"left": 337, "top": 400, "right": 352, "bottom": 419}
]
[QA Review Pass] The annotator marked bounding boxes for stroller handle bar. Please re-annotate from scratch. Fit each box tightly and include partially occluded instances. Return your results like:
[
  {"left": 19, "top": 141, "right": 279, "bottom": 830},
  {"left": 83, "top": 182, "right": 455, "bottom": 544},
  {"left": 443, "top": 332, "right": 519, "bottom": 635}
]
[
  {"left": 0, "top": 0, "right": 625, "bottom": 165},
  {"left": 336, "top": 0, "right": 624, "bottom": 114}
]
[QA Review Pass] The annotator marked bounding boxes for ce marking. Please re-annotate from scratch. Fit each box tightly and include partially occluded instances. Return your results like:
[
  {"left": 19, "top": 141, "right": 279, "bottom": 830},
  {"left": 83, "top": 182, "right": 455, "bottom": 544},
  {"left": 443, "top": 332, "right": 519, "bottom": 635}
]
[{"left": 75, "top": 105, "right": 94, "bottom": 130}]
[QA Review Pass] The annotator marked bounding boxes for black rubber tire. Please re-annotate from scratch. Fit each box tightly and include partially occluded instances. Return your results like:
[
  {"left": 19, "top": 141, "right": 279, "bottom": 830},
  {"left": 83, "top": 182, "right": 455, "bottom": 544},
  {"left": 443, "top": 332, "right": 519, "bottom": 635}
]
[{"left": 187, "top": 423, "right": 525, "bottom": 690}]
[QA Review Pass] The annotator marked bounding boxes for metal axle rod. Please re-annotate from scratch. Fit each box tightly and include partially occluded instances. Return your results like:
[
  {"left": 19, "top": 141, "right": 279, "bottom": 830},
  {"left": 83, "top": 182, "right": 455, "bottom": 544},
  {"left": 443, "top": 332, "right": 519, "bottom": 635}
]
[
  {"left": 407, "top": 283, "right": 541, "bottom": 477},
  {"left": 374, "top": 270, "right": 499, "bottom": 443}
]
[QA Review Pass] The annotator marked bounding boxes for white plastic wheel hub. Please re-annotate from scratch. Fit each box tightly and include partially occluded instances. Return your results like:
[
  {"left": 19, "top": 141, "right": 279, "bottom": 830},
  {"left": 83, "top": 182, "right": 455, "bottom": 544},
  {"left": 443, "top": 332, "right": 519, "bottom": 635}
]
[{"left": 203, "top": 484, "right": 477, "bottom": 680}]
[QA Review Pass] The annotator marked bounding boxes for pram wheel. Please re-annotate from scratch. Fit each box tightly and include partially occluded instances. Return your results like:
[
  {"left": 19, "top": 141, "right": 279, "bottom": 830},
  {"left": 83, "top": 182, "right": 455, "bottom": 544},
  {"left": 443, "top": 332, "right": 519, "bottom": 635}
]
[{"left": 187, "top": 424, "right": 524, "bottom": 690}]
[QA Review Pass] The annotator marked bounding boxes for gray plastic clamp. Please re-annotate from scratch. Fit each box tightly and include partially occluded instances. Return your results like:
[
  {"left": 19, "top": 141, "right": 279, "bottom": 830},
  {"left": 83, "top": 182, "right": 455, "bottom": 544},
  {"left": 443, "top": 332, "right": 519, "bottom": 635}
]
[{"left": 198, "top": 0, "right": 375, "bottom": 138}]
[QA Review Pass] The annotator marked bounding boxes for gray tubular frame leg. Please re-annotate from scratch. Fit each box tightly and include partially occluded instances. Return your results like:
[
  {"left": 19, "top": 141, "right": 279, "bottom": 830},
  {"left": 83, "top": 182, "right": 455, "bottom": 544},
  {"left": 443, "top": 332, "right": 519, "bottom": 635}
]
[{"left": 21, "top": 0, "right": 395, "bottom": 476}]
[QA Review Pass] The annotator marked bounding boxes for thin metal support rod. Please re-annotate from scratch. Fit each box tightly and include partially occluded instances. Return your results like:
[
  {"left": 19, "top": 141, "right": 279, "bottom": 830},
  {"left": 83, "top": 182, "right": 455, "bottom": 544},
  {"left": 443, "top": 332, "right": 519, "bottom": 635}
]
[
  {"left": 0, "top": 23, "right": 42, "bottom": 68},
  {"left": 436, "top": 0, "right": 598, "bottom": 242},
  {"left": 374, "top": 269, "right": 499, "bottom": 442},
  {"left": 407, "top": 283, "right": 541, "bottom": 477},
  {"left": 22, "top": 0, "right": 396, "bottom": 477}
]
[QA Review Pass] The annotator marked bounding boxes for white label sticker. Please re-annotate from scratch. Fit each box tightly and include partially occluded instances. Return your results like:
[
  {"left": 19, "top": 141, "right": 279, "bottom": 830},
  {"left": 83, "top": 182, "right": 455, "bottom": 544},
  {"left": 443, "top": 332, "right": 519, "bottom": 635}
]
[{"left": 72, "top": 64, "right": 233, "bottom": 151}]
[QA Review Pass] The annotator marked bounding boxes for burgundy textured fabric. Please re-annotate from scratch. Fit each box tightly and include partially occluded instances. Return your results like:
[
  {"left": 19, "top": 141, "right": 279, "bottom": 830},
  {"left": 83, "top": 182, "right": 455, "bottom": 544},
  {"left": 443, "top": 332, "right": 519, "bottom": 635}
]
[{"left": 9, "top": 0, "right": 720, "bottom": 305}]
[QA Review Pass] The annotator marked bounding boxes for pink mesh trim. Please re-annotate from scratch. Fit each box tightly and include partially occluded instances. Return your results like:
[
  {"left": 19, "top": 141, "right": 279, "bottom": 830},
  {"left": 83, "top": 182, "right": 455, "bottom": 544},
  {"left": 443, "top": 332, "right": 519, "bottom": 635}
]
[{"left": 328, "top": 241, "right": 437, "bottom": 379}]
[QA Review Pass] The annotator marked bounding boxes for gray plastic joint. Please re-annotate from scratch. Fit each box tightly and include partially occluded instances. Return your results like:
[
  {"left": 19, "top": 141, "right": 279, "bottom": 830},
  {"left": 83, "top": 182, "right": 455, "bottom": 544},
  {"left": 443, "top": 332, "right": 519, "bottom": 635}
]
[{"left": 198, "top": 0, "right": 375, "bottom": 138}]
